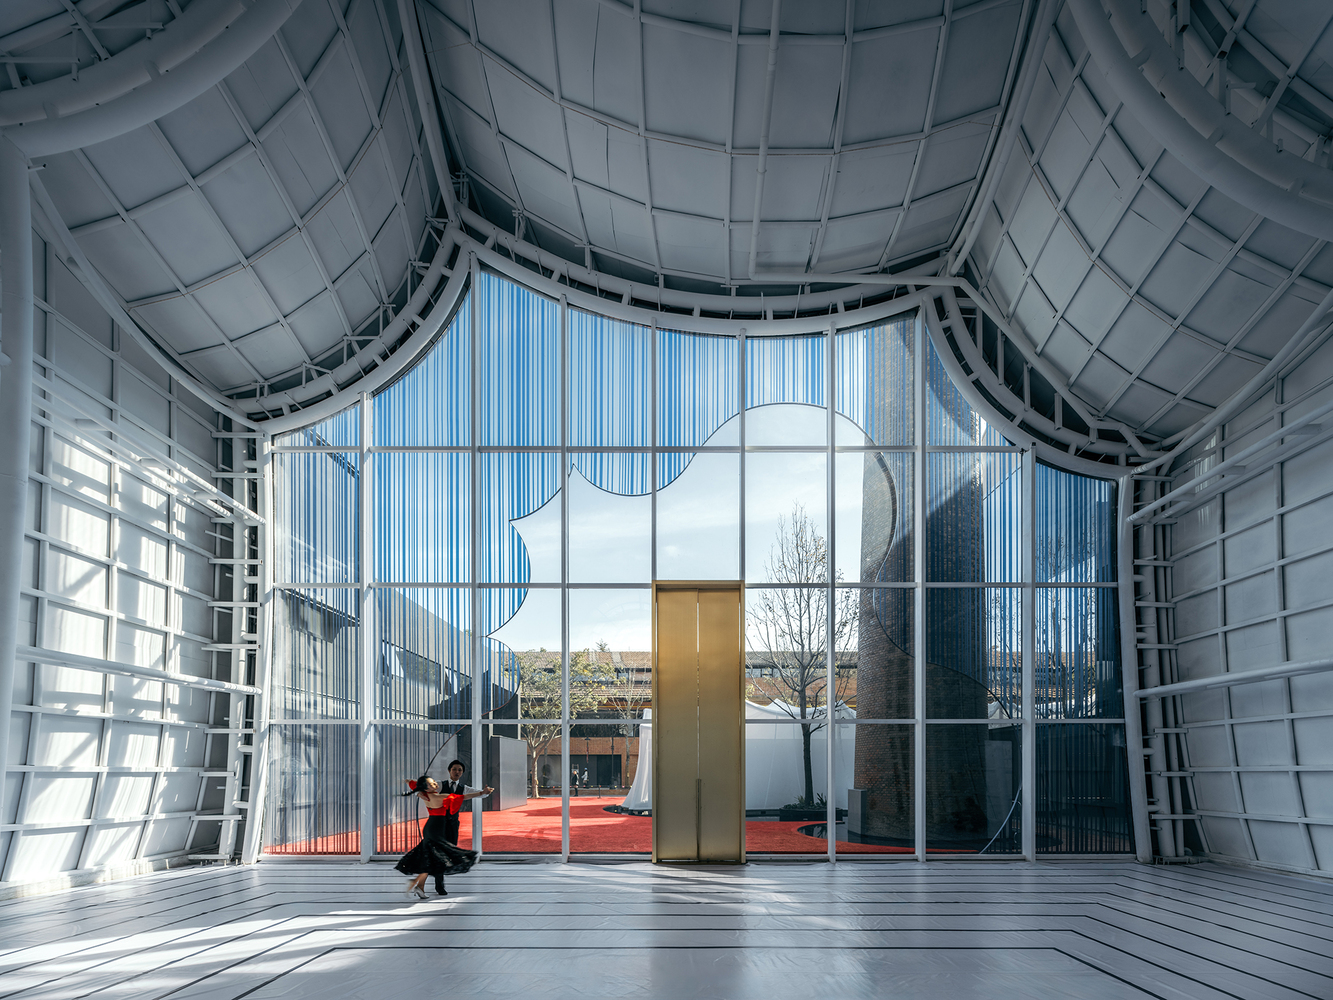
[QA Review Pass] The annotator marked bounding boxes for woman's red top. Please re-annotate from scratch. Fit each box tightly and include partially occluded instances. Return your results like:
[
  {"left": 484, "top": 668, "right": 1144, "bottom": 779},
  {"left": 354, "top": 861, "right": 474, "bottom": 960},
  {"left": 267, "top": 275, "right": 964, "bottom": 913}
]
[{"left": 407, "top": 780, "right": 464, "bottom": 815}]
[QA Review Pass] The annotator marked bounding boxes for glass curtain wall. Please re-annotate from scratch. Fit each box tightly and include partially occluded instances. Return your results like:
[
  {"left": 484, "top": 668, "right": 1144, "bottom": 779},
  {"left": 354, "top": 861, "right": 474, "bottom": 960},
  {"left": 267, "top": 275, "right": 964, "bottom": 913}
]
[{"left": 265, "top": 264, "right": 1131, "bottom": 858}]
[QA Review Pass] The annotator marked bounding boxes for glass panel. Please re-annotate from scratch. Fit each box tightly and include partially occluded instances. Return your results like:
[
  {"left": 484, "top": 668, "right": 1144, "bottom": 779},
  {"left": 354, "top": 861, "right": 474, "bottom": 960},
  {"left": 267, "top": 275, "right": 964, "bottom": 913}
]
[
  {"left": 926, "top": 451, "right": 1021, "bottom": 583},
  {"left": 836, "top": 316, "right": 914, "bottom": 446},
  {"left": 745, "top": 453, "right": 827, "bottom": 584},
  {"left": 1036, "top": 464, "right": 1116, "bottom": 583},
  {"left": 570, "top": 590, "right": 650, "bottom": 719},
  {"left": 745, "top": 721, "right": 829, "bottom": 853},
  {"left": 374, "top": 721, "right": 467, "bottom": 855},
  {"left": 926, "top": 723, "right": 1021, "bottom": 853},
  {"left": 375, "top": 588, "right": 471, "bottom": 721},
  {"left": 926, "top": 588, "right": 1021, "bottom": 721},
  {"left": 746, "top": 588, "right": 855, "bottom": 718},
  {"left": 274, "top": 404, "right": 358, "bottom": 448},
  {"left": 846, "top": 586, "right": 914, "bottom": 720},
  {"left": 477, "top": 453, "right": 560, "bottom": 584},
  {"left": 476, "top": 271, "right": 558, "bottom": 446},
  {"left": 568, "top": 722, "right": 648, "bottom": 853},
  {"left": 746, "top": 334, "right": 826, "bottom": 445},
  {"left": 1036, "top": 723, "right": 1133, "bottom": 853},
  {"left": 658, "top": 328, "right": 739, "bottom": 448},
  {"left": 657, "top": 452, "right": 740, "bottom": 580},
  {"left": 926, "top": 339, "right": 1011, "bottom": 446},
  {"left": 271, "top": 588, "right": 359, "bottom": 720},
  {"left": 836, "top": 451, "right": 913, "bottom": 584},
  {"left": 838, "top": 722, "right": 915, "bottom": 854},
  {"left": 1036, "top": 588, "right": 1122, "bottom": 718},
  {"left": 568, "top": 309, "right": 650, "bottom": 447},
  {"left": 272, "top": 450, "right": 358, "bottom": 584},
  {"left": 375, "top": 452, "right": 469, "bottom": 583},
  {"left": 373, "top": 294, "right": 469, "bottom": 446},
  {"left": 568, "top": 455, "right": 650, "bottom": 583},
  {"left": 264, "top": 724, "right": 359, "bottom": 855}
]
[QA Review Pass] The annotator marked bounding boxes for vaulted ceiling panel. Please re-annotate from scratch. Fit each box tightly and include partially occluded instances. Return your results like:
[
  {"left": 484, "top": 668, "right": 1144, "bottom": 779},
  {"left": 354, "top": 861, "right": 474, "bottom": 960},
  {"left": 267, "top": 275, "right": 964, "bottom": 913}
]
[
  {"left": 261, "top": 109, "right": 343, "bottom": 217},
  {"left": 77, "top": 226, "right": 175, "bottom": 304},
  {"left": 655, "top": 214, "right": 729, "bottom": 277},
  {"left": 233, "top": 326, "right": 308, "bottom": 377},
  {"left": 80, "top": 129, "right": 184, "bottom": 212},
  {"left": 815, "top": 212, "right": 899, "bottom": 272},
  {"left": 892, "top": 182, "right": 971, "bottom": 258},
  {"left": 156, "top": 90, "right": 251, "bottom": 178},
  {"left": 766, "top": 44, "right": 843, "bottom": 149},
  {"left": 309, "top": 48, "right": 375, "bottom": 171},
  {"left": 757, "top": 156, "right": 828, "bottom": 221},
  {"left": 133, "top": 195, "right": 239, "bottom": 287},
  {"left": 483, "top": 57, "right": 568, "bottom": 169},
  {"left": 251, "top": 238, "right": 328, "bottom": 317},
  {"left": 475, "top": 0, "right": 558, "bottom": 92},
  {"left": 282, "top": 1, "right": 342, "bottom": 79},
  {"left": 202, "top": 156, "right": 294, "bottom": 259},
  {"left": 827, "top": 145, "right": 917, "bottom": 217},
  {"left": 191, "top": 271, "right": 281, "bottom": 342},
  {"left": 347, "top": 146, "right": 399, "bottom": 241},
  {"left": 336, "top": 260, "right": 382, "bottom": 330},
  {"left": 1138, "top": 333, "right": 1222, "bottom": 396},
  {"left": 224, "top": 41, "right": 304, "bottom": 132},
  {"left": 134, "top": 297, "right": 225, "bottom": 356},
  {"left": 1031, "top": 222, "right": 1086, "bottom": 314},
  {"left": 650, "top": 141, "right": 729, "bottom": 219},
  {"left": 506, "top": 141, "right": 584, "bottom": 238},
  {"left": 40, "top": 154, "right": 118, "bottom": 230},
  {"left": 286, "top": 292, "right": 348, "bottom": 361},
  {"left": 841, "top": 32, "right": 940, "bottom": 143},
  {"left": 305, "top": 191, "right": 373, "bottom": 283},
  {"left": 642, "top": 26, "right": 733, "bottom": 145},
  {"left": 1138, "top": 241, "right": 1227, "bottom": 321},
  {"left": 912, "top": 119, "right": 993, "bottom": 199},
  {"left": 932, "top": 2, "right": 1022, "bottom": 124}
]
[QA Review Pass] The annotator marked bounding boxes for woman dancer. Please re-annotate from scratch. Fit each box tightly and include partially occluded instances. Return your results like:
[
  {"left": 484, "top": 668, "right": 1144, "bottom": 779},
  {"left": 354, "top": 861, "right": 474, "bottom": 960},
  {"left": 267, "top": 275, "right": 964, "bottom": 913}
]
[{"left": 395, "top": 775, "right": 487, "bottom": 899}]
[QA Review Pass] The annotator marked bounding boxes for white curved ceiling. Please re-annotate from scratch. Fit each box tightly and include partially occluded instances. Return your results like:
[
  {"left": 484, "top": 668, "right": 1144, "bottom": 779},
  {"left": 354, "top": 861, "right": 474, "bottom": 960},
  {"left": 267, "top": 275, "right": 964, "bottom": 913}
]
[
  {"left": 10, "top": 0, "right": 1333, "bottom": 443},
  {"left": 5, "top": 0, "right": 435, "bottom": 403},
  {"left": 419, "top": 0, "right": 1027, "bottom": 284}
]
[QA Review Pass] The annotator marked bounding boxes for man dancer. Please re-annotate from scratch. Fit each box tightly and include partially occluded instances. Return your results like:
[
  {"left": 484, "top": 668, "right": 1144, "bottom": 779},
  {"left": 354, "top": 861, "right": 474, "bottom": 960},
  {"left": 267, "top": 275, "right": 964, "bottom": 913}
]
[{"left": 436, "top": 759, "right": 492, "bottom": 896}]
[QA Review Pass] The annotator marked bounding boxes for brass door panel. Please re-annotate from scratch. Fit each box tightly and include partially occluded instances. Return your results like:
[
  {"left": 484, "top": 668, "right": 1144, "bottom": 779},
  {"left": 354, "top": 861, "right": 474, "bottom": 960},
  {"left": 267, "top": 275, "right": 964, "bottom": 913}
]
[
  {"left": 653, "top": 588, "right": 699, "bottom": 861},
  {"left": 652, "top": 582, "right": 744, "bottom": 863}
]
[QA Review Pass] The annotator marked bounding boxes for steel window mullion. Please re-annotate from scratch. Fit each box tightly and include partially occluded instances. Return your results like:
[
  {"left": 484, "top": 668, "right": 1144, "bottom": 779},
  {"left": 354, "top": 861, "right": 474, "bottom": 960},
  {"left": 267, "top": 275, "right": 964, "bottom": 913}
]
[
  {"left": 560, "top": 293, "right": 571, "bottom": 862},
  {"left": 471, "top": 254, "right": 483, "bottom": 858},
  {"left": 914, "top": 310, "right": 926, "bottom": 862},
  {"left": 358, "top": 394, "right": 374, "bottom": 862},
  {"left": 826, "top": 319, "right": 836, "bottom": 863},
  {"left": 1021, "top": 444, "right": 1035, "bottom": 861}
]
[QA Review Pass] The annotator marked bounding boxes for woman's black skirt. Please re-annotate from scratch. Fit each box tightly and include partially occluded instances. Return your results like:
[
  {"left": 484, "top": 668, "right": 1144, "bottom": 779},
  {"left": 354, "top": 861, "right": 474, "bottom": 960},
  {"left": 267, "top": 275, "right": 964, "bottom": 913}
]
[{"left": 395, "top": 815, "right": 477, "bottom": 877}]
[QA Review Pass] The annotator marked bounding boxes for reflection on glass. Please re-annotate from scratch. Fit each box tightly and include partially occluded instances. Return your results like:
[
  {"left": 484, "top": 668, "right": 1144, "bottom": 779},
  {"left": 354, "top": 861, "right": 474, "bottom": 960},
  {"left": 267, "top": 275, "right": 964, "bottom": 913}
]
[
  {"left": 839, "top": 723, "right": 914, "bottom": 854},
  {"left": 745, "top": 721, "right": 831, "bottom": 853},
  {"left": 373, "top": 295, "right": 469, "bottom": 447},
  {"left": 375, "top": 452, "right": 469, "bottom": 583},
  {"left": 1036, "top": 588, "right": 1121, "bottom": 718},
  {"left": 848, "top": 586, "right": 914, "bottom": 720},
  {"left": 568, "top": 457, "right": 650, "bottom": 583},
  {"left": 476, "top": 272, "right": 559, "bottom": 446},
  {"left": 265, "top": 724, "right": 358, "bottom": 854},
  {"left": 1036, "top": 723, "right": 1132, "bottom": 853},
  {"left": 745, "top": 452, "right": 827, "bottom": 583},
  {"left": 836, "top": 451, "right": 913, "bottom": 584},
  {"left": 926, "top": 338, "right": 1011, "bottom": 446},
  {"left": 275, "top": 403, "right": 358, "bottom": 448},
  {"left": 374, "top": 721, "right": 464, "bottom": 855},
  {"left": 836, "top": 316, "right": 914, "bottom": 446},
  {"left": 926, "top": 451, "right": 1021, "bottom": 582},
  {"left": 272, "top": 588, "right": 359, "bottom": 720},
  {"left": 569, "top": 309, "right": 650, "bottom": 447},
  {"left": 569, "top": 590, "right": 650, "bottom": 720},
  {"left": 479, "top": 452, "right": 560, "bottom": 584},
  {"left": 375, "top": 588, "right": 474, "bottom": 721},
  {"left": 1036, "top": 464, "right": 1116, "bottom": 583},
  {"left": 569, "top": 722, "right": 649, "bottom": 853},
  {"left": 746, "top": 334, "right": 827, "bottom": 445},
  {"left": 926, "top": 723, "right": 1021, "bottom": 853},
  {"left": 926, "top": 588, "right": 1021, "bottom": 720},
  {"left": 657, "top": 452, "right": 740, "bottom": 580},
  {"left": 273, "top": 450, "right": 358, "bottom": 584}
]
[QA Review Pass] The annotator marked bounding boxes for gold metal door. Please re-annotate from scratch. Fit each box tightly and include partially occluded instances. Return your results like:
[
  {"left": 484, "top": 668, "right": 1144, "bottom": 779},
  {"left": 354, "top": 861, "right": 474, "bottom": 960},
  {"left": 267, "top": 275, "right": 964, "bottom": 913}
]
[{"left": 651, "top": 582, "right": 744, "bottom": 862}]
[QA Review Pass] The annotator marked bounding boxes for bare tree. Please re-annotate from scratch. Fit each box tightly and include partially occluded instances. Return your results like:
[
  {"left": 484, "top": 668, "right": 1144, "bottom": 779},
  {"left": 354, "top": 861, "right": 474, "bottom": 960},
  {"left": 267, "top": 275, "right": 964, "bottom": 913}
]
[
  {"left": 747, "top": 504, "right": 858, "bottom": 807},
  {"left": 518, "top": 648, "right": 599, "bottom": 796}
]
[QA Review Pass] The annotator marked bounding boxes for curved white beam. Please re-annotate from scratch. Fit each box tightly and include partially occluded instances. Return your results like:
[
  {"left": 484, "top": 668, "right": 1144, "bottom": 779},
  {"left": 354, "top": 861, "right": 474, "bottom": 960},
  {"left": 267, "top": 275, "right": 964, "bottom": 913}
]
[
  {"left": 1068, "top": 0, "right": 1333, "bottom": 243},
  {"left": 4, "top": 0, "right": 303, "bottom": 157}
]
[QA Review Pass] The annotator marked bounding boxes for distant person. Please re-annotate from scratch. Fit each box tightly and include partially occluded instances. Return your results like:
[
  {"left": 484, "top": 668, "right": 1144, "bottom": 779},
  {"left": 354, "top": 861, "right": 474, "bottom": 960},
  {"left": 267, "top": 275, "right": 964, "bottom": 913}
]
[{"left": 582, "top": 766, "right": 590, "bottom": 788}]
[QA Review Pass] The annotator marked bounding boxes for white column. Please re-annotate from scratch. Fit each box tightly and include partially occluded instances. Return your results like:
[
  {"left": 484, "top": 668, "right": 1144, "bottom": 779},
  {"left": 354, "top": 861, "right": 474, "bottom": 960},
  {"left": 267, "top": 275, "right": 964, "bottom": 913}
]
[
  {"left": 560, "top": 294, "right": 570, "bottom": 861},
  {"left": 0, "top": 136, "right": 33, "bottom": 821},
  {"left": 359, "top": 393, "right": 375, "bottom": 861},
  {"left": 913, "top": 311, "right": 926, "bottom": 861},
  {"left": 826, "top": 320, "right": 836, "bottom": 862},
  {"left": 1117, "top": 475, "right": 1153, "bottom": 862},
  {"left": 1021, "top": 445, "right": 1036, "bottom": 860}
]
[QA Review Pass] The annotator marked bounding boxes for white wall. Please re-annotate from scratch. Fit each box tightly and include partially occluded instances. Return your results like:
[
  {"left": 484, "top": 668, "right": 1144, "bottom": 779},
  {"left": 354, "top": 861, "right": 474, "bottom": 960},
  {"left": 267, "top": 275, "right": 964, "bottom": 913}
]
[
  {"left": 1166, "top": 341, "right": 1333, "bottom": 874},
  {"left": 2, "top": 226, "right": 237, "bottom": 885}
]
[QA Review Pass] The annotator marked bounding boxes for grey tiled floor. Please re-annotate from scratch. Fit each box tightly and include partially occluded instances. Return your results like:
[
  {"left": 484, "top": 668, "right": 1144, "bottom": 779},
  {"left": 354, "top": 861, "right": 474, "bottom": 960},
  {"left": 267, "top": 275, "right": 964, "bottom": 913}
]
[{"left": 0, "top": 860, "right": 1329, "bottom": 998}]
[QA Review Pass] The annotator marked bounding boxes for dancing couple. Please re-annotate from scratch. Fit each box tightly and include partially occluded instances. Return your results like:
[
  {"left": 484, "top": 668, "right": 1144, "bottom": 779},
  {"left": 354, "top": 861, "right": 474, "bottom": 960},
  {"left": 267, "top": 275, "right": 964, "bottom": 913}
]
[{"left": 397, "top": 759, "right": 494, "bottom": 899}]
